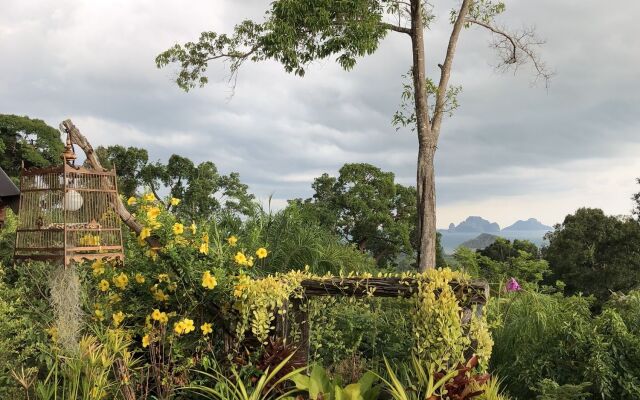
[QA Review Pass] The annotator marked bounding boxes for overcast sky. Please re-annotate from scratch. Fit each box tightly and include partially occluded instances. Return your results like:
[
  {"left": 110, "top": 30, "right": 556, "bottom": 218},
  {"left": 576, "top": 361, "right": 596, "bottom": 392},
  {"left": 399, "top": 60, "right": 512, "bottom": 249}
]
[{"left": 1, "top": 0, "right": 639, "bottom": 228}]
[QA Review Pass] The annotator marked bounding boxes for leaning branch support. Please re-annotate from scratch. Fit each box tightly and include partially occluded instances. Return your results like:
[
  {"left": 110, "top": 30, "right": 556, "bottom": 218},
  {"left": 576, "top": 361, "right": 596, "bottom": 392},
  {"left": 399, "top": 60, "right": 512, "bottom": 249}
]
[{"left": 59, "top": 119, "right": 162, "bottom": 248}]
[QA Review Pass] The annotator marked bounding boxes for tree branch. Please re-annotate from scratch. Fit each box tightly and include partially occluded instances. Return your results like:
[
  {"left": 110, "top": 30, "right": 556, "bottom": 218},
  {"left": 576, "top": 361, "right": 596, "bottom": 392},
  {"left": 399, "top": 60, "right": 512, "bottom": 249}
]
[
  {"left": 381, "top": 21, "right": 411, "bottom": 35},
  {"left": 431, "top": 0, "right": 472, "bottom": 134},
  {"left": 465, "top": 18, "right": 552, "bottom": 86}
]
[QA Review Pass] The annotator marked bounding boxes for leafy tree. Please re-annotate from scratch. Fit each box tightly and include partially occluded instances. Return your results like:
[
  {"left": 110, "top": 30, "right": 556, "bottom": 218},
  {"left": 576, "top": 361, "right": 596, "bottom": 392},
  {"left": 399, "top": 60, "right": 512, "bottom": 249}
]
[
  {"left": 454, "top": 243, "right": 549, "bottom": 288},
  {"left": 0, "top": 114, "right": 64, "bottom": 180},
  {"left": 156, "top": 0, "right": 549, "bottom": 270},
  {"left": 94, "top": 145, "right": 149, "bottom": 198},
  {"left": 479, "top": 237, "right": 539, "bottom": 262},
  {"left": 296, "top": 163, "right": 415, "bottom": 266},
  {"left": 544, "top": 208, "right": 640, "bottom": 303},
  {"left": 294, "top": 163, "right": 446, "bottom": 268},
  {"left": 94, "top": 145, "right": 256, "bottom": 220}
]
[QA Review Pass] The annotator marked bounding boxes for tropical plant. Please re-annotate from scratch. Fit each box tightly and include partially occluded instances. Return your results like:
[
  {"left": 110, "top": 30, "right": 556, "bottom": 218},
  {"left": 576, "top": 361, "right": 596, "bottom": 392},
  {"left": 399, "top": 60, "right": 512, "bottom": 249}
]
[
  {"left": 379, "top": 355, "right": 461, "bottom": 400},
  {"left": 187, "top": 354, "right": 304, "bottom": 400},
  {"left": 291, "top": 364, "right": 380, "bottom": 400},
  {"left": 33, "top": 330, "right": 137, "bottom": 400}
]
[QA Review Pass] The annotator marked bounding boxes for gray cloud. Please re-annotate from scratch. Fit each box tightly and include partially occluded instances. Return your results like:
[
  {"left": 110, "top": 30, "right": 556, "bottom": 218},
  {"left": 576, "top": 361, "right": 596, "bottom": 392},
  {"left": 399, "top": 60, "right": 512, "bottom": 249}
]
[{"left": 1, "top": 0, "right": 639, "bottom": 227}]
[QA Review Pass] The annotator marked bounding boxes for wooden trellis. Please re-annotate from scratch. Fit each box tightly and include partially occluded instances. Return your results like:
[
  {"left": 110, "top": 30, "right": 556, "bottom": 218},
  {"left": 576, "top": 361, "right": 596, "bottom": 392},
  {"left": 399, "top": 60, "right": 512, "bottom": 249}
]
[{"left": 275, "top": 277, "right": 489, "bottom": 365}]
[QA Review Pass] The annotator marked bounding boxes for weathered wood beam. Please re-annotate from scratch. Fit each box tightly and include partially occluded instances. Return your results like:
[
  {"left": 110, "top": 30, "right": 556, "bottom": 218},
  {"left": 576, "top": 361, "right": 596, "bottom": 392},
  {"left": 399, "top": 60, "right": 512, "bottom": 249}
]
[{"left": 300, "top": 277, "right": 489, "bottom": 305}]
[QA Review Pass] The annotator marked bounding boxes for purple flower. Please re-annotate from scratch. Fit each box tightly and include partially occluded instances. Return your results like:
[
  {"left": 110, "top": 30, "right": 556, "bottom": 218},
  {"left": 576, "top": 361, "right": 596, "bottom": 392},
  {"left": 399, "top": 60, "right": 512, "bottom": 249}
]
[{"left": 505, "top": 277, "right": 521, "bottom": 292}]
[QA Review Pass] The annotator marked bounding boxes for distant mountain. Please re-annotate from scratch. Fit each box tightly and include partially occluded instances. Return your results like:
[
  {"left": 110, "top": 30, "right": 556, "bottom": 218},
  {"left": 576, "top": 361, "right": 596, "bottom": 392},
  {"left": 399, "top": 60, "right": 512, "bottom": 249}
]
[
  {"left": 460, "top": 233, "right": 499, "bottom": 250},
  {"left": 502, "top": 218, "right": 552, "bottom": 232},
  {"left": 444, "top": 216, "right": 500, "bottom": 233}
]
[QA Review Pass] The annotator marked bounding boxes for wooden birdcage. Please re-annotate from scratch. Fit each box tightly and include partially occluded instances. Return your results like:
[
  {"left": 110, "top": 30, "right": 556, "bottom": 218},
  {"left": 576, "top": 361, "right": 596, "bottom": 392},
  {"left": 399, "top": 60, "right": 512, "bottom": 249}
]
[{"left": 14, "top": 136, "right": 124, "bottom": 266}]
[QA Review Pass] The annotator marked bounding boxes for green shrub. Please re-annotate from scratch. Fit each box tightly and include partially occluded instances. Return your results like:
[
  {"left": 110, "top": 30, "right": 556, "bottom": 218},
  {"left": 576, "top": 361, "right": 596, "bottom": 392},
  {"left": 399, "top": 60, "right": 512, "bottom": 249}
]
[
  {"left": 0, "top": 262, "right": 52, "bottom": 397},
  {"left": 490, "top": 289, "right": 640, "bottom": 399}
]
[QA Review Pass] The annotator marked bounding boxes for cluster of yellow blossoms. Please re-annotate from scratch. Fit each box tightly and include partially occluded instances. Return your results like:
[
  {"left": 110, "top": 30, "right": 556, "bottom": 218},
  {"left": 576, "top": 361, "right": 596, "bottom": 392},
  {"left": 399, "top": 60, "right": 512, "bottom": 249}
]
[
  {"left": 233, "top": 247, "right": 268, "bottom": 268},
  {"left": 173, "top": 318, "right": 195, "bottom": 336},
  {"left": 201, "top": 271, "right": 217, "bottom": 290},
  {"left": 151, "top": 309, "right": 169, "bottom": 324},
  {"left": 113, "top": 273, "right": 129, "bottom": 290}
]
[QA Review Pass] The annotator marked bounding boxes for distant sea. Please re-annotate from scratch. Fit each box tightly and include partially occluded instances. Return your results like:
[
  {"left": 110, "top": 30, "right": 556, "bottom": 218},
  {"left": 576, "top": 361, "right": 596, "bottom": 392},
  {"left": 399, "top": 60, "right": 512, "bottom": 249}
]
[{"left": 439, "top": 230, "right": 551, "bottom": 254}]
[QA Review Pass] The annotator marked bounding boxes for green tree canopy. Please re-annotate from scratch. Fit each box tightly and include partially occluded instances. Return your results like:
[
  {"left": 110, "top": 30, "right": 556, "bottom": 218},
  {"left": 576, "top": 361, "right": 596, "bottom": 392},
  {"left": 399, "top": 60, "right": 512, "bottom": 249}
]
[
  {"left": 479, "top": 237, "right": 539, "bottom": 262},
  {"left": 93, "top": 145, "right": 256, "bottom": 221},
  {"left": 0, "top": 114, "right": 64, "bottom": 179},
  {"left": 544, "top": 208, "right": 640, "bottom": 303},
  {"left": 292, "top": 163, "right": 436, "bottom": 267},
  {"left": 94, "top": 145, "right": 149, "bottom": 198}
]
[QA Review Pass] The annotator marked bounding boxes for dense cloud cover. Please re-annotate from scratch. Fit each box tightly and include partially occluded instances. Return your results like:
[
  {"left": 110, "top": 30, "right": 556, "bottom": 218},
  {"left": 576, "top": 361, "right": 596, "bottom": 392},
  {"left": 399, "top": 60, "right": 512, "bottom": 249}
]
[{"left": 1, "top": 0, "right": 639, "bottom": 227}]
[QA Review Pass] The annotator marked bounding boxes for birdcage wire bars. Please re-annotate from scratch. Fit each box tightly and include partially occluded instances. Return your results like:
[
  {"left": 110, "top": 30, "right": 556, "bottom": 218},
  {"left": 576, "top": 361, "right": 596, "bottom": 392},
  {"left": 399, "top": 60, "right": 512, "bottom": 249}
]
[{"left": 14, "top": 162, "right": 124, "bottom": 267}]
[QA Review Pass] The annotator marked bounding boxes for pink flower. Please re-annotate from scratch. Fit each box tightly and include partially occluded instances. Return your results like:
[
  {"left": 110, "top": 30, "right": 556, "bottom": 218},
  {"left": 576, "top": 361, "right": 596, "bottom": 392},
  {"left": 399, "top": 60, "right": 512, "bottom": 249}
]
[{"left": 506, "top": 277, "right": 521, "bottom": 292}]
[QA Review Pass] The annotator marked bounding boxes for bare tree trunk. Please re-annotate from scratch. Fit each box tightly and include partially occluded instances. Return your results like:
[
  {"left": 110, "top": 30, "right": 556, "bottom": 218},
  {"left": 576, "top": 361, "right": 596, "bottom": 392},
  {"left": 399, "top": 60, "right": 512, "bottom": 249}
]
[
  {"left": 417, "top": 143, "right": 437, "bottom": 271},
  {"left": 411, "top": 0, "right": 436, "bottom": 271}
]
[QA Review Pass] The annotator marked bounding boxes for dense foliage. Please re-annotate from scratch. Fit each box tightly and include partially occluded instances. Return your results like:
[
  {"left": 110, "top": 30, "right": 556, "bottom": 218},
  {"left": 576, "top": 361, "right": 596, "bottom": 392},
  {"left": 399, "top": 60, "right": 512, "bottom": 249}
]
[
  {"left": 3, "top": 120, "right": 640, "bottom": 399},
  {"left": 490, "top": 289, "right": 640, "bottom": 399},
  {"left": 543, "top": 208, "right": 640, "bottom": 304},
  {"left": 0, "top": 114, "right": 64, "bottom": 180}
]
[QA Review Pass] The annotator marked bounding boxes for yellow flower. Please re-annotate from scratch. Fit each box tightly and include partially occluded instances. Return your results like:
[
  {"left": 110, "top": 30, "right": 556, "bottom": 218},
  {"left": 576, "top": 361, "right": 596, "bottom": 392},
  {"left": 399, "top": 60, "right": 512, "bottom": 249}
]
[
  {"left": 201, "top": 271, "right": 217, "bottom": 290},
  {"left": 170, "top": 197, "right": 181, "bottom": 206},
  {"left": 151, "top": 309, "right": 162, "bottom": 321},
  {"left": 91, "top": 260, "right": 105, "bottom": 276},
  {"left": 201, "top": 322, "right": 213, "bottom": 336},
  {"left": 190, "top": 222, "right": 197, "bottom": 235},
  {"left": 94, "top": 309, "right": 105, "bottom": 321},
  {"left": 127, "top": 196, "right": 137, "bottom": 206},
  {"left": 151, "top": 309, "right": 168, "bottom": 324},
  {"left": 173, "top": 321, "right": 185, "bottom": 335},
  {"left": 173, "top": 318, "right": 195, "bottom": 336},
  {"left": 152, "top": 287, "right": 169, "bottom": 302},
  {"left": 112, "top": 311, "right": 125, "bottom": 327},
  {"left": 234, "top": 252, "right": 247, "bottom": 265},
  {"left": 98, "top": 279, "right": 110, "bottom": 292},
  {"left": 199, "top": 242, "right": 209, "bottom": 255},
  {"left": 157, "top": 273, "right": 170, "bottom": 283},
  {"left": 227, "top": 235, "right": 238, "bottom": 246},
  {"left": 202, "top": 233, "right": 209, "bottom": 244},
  {"left": 256, "top": 247, "right": 268, "bottom": 259},
  {"left": 167, "top": 282, "right": 177, "bottom": 292},
  {"left": 146, "top": 206, "right": 160, "bottom": 220},
  {"left": 142, "top": 334, "right": 150, "bottom": 348},
  {"left": 143, "top": 193, "right": 155, "bottom": 202},
  {"left": 172, "top": 223, "right": 184, "bottom": 235},
  {"left": 140, "top": 227, "right": 151, "bottom": 241},
  {"left": 113, "top": 273, "right": 129, "bottom": 290},
  {"left": 135, "top": 273, "right": 145, "bottom": 284},
  {"left": 247, "top": 256, "right": 254, "bottom": 267}
]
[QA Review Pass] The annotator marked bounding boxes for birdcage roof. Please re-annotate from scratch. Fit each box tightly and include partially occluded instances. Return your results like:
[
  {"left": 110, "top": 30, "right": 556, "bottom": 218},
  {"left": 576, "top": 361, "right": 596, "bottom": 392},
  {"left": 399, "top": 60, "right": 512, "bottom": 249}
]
[
  {"left": 0, "top": 167, "right": 19, "bottom": 198},
  {"left": 20, "top": 163, "right": 116, "bottom": 177},
  {"left": 0, "top": 167, "right": 19, "bottom": 213}
]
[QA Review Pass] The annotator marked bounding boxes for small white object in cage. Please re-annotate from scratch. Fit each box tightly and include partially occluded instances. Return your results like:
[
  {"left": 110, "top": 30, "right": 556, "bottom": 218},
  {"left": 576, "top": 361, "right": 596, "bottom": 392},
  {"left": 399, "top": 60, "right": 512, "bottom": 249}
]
[{"left": 63, "top": 190, "right": 84, "bottom": 211}]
